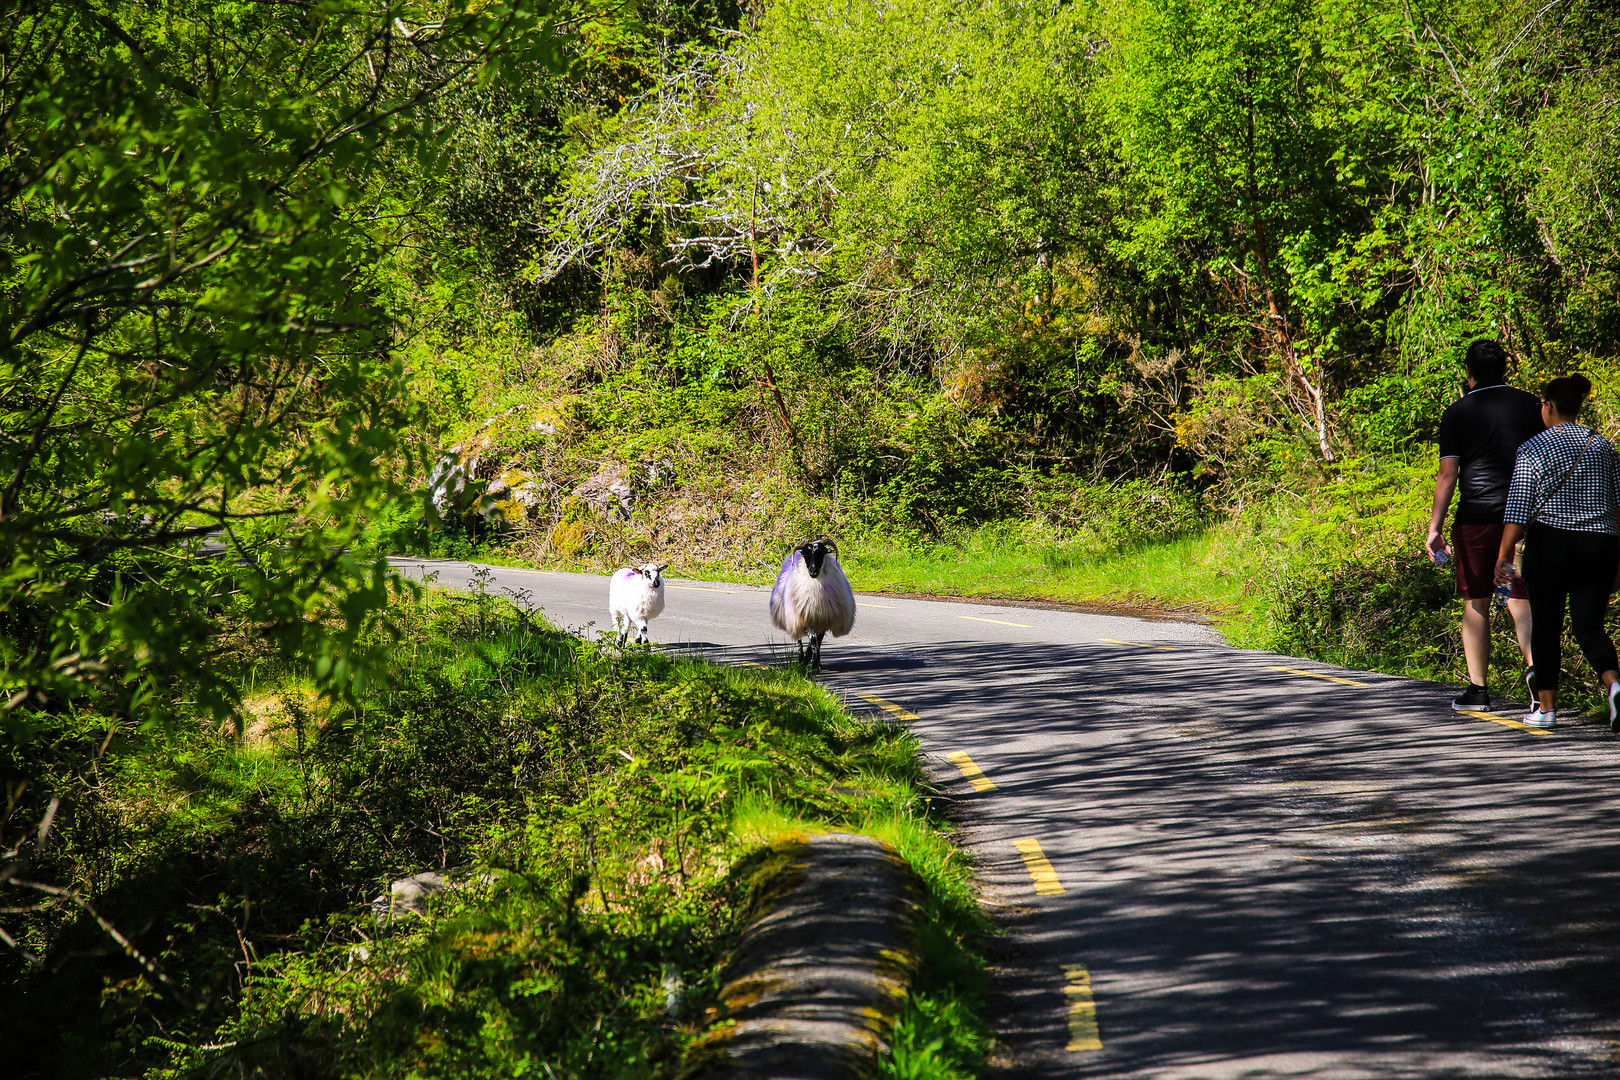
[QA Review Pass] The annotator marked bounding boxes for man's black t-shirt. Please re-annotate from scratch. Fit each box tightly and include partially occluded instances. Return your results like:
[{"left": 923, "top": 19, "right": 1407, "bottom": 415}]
[{"left": 1437, "top": 384, "right": 1544, "bottom": 525}]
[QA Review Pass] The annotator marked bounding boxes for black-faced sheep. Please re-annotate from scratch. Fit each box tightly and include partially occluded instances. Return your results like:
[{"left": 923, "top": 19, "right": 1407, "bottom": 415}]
[{"left": 769, "top": 539, "right": 855, "bottom": 671}]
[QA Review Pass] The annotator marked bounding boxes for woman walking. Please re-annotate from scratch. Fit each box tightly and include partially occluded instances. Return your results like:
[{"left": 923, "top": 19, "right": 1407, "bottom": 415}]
[{"left": 1495, "top": 375, "right": 1620, "bottom": 729}]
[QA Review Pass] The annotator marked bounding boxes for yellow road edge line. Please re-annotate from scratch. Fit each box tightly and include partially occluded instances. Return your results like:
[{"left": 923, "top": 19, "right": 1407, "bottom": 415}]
[
  {"left": 1098, "top": 638, "right": 1176, "bottom": 651},
  {"left": 960, "top": 615, "right": 1034, "bottom": 627},
  {"left": 944, "top": 750, "right": 997, "bottom": 792},
  {"left": 1012, "top": 837, "right": 1065, "bottom": 895},
  {"left": 1267, "top": 665, "right": 1368, "bottom": 687},
  {"left": 1459, "top": 708, "right": 1552, "bottom": 735},
  {"left": 665, "top": 585, "right": 737, "bottom": 593},
  {"left": 854, "top": 692, "right": 921, "bottom": 723},
  {"left": 860, "top": 602, "right": 899, "bottom": 609},
  {"left": 1063, "top": 964, "right": 1103, "bottom": 1051}
]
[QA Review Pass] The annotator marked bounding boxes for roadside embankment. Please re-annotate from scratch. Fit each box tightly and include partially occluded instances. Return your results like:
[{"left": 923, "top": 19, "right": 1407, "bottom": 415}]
[{"left": 1, "top": 584, "right": 990, "bottom": 1080}]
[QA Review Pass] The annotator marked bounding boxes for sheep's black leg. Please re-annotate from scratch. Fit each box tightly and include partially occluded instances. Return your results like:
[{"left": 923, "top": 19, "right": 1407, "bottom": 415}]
[{"left": 810, "top": 632, "right": 825, "bottom": 672}]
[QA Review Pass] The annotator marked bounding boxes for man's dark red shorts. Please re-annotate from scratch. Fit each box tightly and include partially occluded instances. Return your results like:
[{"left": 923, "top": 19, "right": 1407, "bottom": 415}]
[{"left": 1451, "top": 522, "right": 1528, "bottom": 600}]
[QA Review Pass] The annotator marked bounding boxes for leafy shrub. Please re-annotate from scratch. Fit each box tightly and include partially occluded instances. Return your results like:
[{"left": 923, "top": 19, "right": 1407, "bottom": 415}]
[{"left": 1268, "top": 539, "right": 1459, "bottom": 675}]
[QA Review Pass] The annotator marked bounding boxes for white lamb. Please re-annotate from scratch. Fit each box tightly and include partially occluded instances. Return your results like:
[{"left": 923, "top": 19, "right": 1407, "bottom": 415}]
[{"left": 608, "top": 562, "right": 668, "bottom": 645}]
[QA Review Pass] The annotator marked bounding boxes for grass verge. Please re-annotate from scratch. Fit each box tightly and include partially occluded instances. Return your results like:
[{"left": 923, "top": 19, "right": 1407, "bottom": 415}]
[{"left": 2, "top": 581, "right": 991, "bottom": 1080}]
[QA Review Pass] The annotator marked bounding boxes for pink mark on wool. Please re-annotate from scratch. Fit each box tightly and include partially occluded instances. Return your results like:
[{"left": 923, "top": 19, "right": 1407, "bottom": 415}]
[{"left": 622, "top": 569, "right": 638, "bottom": 578}]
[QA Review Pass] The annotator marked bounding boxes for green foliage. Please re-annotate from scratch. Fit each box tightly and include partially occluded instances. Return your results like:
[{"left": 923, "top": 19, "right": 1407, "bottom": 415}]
[
  {"left": 2, "top": 586, "right": 980, "bottom": 1078},
  {"left": 0, "top": 0, "right": 562, "bottom": 805},
  {"left": 1269, "top": 538, "right": 1460, "bottom": 675}
]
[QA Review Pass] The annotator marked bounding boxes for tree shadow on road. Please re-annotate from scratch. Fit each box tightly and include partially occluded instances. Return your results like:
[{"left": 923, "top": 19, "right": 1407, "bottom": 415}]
[{"left": 815, "top": 637, "right": 1620, "bottom": 1079}]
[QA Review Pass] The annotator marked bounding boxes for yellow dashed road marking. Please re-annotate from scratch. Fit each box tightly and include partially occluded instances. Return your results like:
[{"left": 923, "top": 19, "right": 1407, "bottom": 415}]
[
  {"left": 944, "top": 750, "right": 997, "bottom": 792},
  {"left": 665, "top": 585, "right": 737, "bottom": 593},
  {"left": 1013, "top": 837, "right": 1065, "bottom": 895},
  {"left": 1063, "top": 964, "right": 1103, "bottom": 1051},
  {"left": 860, "top": 602, "right": 898, "bottom": 609},
  {"left": 961, "top": 615, "right": 1034, "bottom": 627},
  {"left": 855, "top": 693, "right": 921, "bottom": 722},
  {"left": 1267, "top": 665, "right": 1367, "bottom": 687},
  {"left": 1458, "top": 708, "right": 1552, "bottom": 735},
  {"left": 1098, "top": 638, "right": 1176, "bottom": 651}
]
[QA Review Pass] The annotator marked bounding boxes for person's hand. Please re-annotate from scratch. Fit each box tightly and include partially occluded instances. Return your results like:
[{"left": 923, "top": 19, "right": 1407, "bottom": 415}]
[
  {"left": 1496, "top": 558, "right": 1517, "bottom": 587},
  {"left": 1425, "top": 529, "right": 1449, "bottom": 561}
]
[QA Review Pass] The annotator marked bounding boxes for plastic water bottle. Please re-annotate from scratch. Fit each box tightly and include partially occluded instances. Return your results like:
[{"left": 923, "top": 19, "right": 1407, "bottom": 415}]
[
  {"left": 1493, "top": 581, "right": 1512, "bottom": 610},
  {"left": 1430, "top": 549, "right": 1451, "bottom": 567}
]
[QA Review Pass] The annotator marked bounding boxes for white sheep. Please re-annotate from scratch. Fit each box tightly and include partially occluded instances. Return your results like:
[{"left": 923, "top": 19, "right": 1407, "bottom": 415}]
[
  {"left": 608, "top": 562, "right": 667, "bottom": 645},
  {"left": 769, "top": 539, "right": 856, "bottom": 671}
]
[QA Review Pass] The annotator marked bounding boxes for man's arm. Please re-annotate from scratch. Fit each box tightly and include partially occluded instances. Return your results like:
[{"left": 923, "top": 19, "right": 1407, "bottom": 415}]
[{"left": 1427, "top": 457, "right": 1460, "bottom": 557}]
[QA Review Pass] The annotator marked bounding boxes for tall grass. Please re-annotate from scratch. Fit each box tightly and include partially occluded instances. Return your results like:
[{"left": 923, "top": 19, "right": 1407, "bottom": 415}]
[{"left": 842, "top": 525, "right": 1261, "bottom": 622}]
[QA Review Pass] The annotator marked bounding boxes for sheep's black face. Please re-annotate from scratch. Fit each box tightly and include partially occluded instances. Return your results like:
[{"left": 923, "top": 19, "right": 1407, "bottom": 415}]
[{"left": 796, "top": 539, "right": 837, "bottom": 578}]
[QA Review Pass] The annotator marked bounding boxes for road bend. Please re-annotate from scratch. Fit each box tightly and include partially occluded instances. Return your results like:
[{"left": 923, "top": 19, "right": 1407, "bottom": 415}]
[{"left": 393, "top": 558, "right": 1620, "bottom": 1078}]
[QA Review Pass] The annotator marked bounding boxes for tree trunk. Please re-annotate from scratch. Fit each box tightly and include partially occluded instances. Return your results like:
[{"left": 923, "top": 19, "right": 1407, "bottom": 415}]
[{"left": 749, "top": 182, "right": 805, "bottom": 468}]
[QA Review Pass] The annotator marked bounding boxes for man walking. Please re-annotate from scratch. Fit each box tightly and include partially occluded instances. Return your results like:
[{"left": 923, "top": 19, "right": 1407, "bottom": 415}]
[{"left": 1426, "top": 339, "right": 1542, "bottom": 710}]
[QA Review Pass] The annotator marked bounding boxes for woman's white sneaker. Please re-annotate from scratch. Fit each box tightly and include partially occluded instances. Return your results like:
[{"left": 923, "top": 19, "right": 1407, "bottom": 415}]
[{"left": 1523, "top": 708, "right": 1556, "bottom": 729}]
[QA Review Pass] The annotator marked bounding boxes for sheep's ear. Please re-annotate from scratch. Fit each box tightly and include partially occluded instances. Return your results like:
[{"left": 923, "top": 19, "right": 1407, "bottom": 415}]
[{"left": 656, "top": 563, "right": 669, "bottom": 572}]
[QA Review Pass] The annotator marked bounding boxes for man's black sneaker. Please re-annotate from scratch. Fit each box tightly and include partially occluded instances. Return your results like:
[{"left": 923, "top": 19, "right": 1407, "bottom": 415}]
[
  {"left": 1452, "top": 685, "right": 1491, "bottom": 711},
  {"left": 1525, "top": 666, "right": 1536, "bottom": 702}
]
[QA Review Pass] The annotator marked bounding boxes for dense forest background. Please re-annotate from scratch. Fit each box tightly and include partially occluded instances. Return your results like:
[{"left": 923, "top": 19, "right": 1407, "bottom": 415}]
[{"left": 401, "top": 0, "right": 1620, "bottom": 563}]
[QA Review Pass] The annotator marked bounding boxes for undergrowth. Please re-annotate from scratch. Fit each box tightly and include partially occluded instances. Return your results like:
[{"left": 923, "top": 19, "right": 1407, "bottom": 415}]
[{"left": 2, "top": 580, "right": 990, "bottom": 1080}]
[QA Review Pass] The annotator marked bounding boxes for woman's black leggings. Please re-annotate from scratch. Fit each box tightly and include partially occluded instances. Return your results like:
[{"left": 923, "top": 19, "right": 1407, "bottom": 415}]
[{"left": 1521, "top": 525, "right": 1620, "bottom": 693}]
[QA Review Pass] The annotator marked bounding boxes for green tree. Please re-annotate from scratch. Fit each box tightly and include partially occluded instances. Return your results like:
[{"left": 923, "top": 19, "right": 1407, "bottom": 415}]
[
  {"left": 1104, "top": 0, "right": 1377, "bottom": 459},
  {"left": 0, "top": 0, "right": 559, "bottom": 915}
]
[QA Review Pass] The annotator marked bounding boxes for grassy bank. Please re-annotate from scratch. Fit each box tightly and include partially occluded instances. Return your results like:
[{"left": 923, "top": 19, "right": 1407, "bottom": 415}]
[{"left": 2, "top": 584, "right": 989, "bottom": 1080}]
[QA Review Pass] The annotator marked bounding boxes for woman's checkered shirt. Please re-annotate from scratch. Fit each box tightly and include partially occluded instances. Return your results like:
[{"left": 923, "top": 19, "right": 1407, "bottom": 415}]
[{"left": 1504, "top": 424, "right": 1620, "bottom": 534}]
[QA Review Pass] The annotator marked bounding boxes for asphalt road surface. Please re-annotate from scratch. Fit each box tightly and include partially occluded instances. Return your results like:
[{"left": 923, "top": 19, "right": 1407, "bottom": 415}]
[{"left": 393, "top": 558, "right": 1620, "bottom": 1078}]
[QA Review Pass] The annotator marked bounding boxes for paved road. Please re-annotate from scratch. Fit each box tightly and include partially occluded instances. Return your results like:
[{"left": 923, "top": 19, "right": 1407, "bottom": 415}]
[{"left": 394, "top": 558, "right": 1620, "bottom": 1078}]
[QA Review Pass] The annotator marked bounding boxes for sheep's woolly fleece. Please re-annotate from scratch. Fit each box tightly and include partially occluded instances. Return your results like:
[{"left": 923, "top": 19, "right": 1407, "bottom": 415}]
[
  {"left": 608, "top": 563, "right": 666, "bottom": 643},
  {"left": 769, "top": 551, "right": 856, "bottom": 641}
]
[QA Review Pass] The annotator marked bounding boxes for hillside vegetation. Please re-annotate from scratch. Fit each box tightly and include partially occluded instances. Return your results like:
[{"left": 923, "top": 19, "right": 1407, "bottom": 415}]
[{"left": 396, "top": 0, "right": 1620, "bottom": 692}]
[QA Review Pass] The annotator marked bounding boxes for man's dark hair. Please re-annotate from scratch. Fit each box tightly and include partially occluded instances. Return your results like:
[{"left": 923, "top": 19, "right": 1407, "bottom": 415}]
[{"left": 1464, "top": 339, "right": 1508, "bottom": 384}]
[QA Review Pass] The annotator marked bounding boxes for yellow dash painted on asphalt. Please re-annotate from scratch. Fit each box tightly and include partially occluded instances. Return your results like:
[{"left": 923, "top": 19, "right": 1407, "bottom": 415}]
[
  {"left": 1267, "top": 665, "right": 1368, "bottom": 687},
  {"left": 1458, "top": 709, "right": 1552, "bottom": 735},
  {"left": 665, "top": 585, "right": 736, "bottom": 593},
  {"left": 1063, "top": 964, "right": 1103, "bottom": 1051},
  {"left": 1013, "top": 837, "right": 1065, "bottom": 895},
  {"left": 944, "top": 750, "right": 997, "bottom": 792},
  {"left": 961, "top": 615, "right": 1034, "bottom": 627},
  {"left": 860, "top": 602, "right": 898, "bottom": 609},
  {"left": 1098, "top": 638, "right": 1176, "bottom": 651},
  {"left": 855, "top": 693, "right": 921, "bottom": 722}
]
